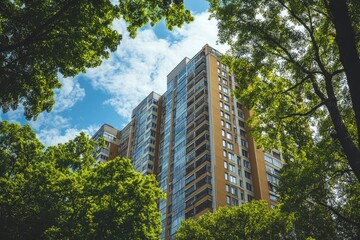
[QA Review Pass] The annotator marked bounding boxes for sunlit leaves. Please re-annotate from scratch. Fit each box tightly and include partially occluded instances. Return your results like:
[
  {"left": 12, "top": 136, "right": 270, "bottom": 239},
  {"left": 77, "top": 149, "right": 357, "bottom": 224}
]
[
  {"left": 177, "top": 201, "right": 294, "bottom": 240},
  {"left": 0, "top": 121, "right": 164, "bottom": 239}
]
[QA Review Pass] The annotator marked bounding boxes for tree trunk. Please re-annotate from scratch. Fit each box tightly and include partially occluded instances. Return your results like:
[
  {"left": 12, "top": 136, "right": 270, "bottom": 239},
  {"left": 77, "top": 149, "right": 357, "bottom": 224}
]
[
  {"left": 328, "top": 0, "right": 360, "bottom": 147},
  {"left": 325, "top": 94, "right": 360, "bottom": 182},
  {"left": 327, "top": 0, "right": 360, "bottom": 182}
]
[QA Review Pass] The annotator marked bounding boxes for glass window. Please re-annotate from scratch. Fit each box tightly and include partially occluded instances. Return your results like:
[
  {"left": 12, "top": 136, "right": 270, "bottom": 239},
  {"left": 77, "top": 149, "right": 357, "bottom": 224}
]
[
  {"left": 229, "top": 164, "right": 235, "bottom": 172},
  {"left": 246, "top": 182, "right": 253, "bottom": 191},
  {"left": 268, "top": 183, "right": 276, "bottom": 192},
  {"left": 222, "top": 130, "right": 226, "bottom": 137},
  {"left": 243, "top": 160, "right": 251, "bottom": 169},
  {"left": 242, "top": 150, "right": 249, "bottom": 158},
  {"left": 225, "top": 113, "right": 230, "bottom": 120},
  {"left": 223, "top": 87, "right": 229, "bottom": 94},
  {"left": 226, "top": 184, "right": 230, "bottom": 192},
  {"left": 225, "top": 172, "right": 229, "bottom": 180},
  {"left": 238, "top": 120, "right": 245, "bottom": 127},
  {"left": 222, "top": 140, "right": 227, "bottom": 147},
  {"left": 219, "top": 93, "right": 223, "bottom": 99},
  {"left": 220, "top": 102, "right": 223, "bottom": 108},
  {"left": 218, "top": 84, "right": 222, "bottom": 90},
  {"left": 267, "top": 174, "right": 280, "bottom": 185},
  {"left": 240, "top": 130, "right": 247, "bottom": 137},
  {"left": 227, "top": 142, "right": 234, "bottom": 150},
  {"left": 226, "top": 196, "right": 231, "bottom": 204},
  {"left": 228, "top": 153, "right": 235, "bottom": 161},
  {"left": 227, "top": 132, "right": 232, "bottom": 140},
  {"left": 230, "top": 175, "right": 237, "bottom": 184},
  {"left": 265, "top": 155, "right": 273, "bottom": 164},
  {"left": 224, "top": 95, "right": 229, "bottom": 102},
  {"left": 221, "top": 120, "right": 225, "bottom": 126},
  {"left": 245, "top": 171, "right": 252, "bottom": 179},
  {"left": 224, "top": 161, "right": 228, "bottom": 169},
  {"left": 273, "top": 159, "right": 283, "bottom": 168},
  {"left": 241, "top": 139, "right": 248, "bottom": 148},
  {"left": 231, "top": 187, "right": 237, "bottom": 196},
  {"left": 224, "top": 104, "right": 230, "bottom": 111}
]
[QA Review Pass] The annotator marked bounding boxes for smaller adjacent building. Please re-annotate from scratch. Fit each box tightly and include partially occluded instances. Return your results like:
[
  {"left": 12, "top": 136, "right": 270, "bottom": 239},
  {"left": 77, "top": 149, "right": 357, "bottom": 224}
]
[
  {"left": 130, "top": 92, "right": 162, "bottom": 175},
  {"left": 92, "top": 124, "right": 121, "bottom": 162}
]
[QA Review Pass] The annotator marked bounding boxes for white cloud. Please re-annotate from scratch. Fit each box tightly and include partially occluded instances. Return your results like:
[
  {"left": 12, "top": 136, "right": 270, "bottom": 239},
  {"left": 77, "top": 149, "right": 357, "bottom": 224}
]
[
  {"left": 27, "top": 112, "right": 100, "bottom": 146},
  {"left": 36, "top": 125, "right": 100, "bottom": 147},
  {"left": 2, "top": 107, "right": 98, "bottom": 146},
  {"left": 84, "top": 11, "right": 229, "bottom": 120},
  {"left": 24, "top": 75, "right": 87, "bottom": 146},
  {"left": 2, "top": 73, "right": 88, "bottom": 146},
  {"left": 29, "top": 114, "right": 70, "bottom": 131},
  {"left": 53, "top": 75, "right": 85, "bottom": 113}
]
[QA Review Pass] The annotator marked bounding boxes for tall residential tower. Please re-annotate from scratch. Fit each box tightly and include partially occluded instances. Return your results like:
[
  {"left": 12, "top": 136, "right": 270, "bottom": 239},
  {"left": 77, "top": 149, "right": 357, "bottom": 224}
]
[{"left": 92, "top": 45, "right": 283, "bottom": 240}]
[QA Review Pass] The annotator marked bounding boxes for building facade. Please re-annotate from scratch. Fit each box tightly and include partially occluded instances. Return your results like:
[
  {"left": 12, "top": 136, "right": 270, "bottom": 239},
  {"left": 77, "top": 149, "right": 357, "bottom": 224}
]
[
  {"left": 92, "top": 124, "right": 121, "bottom": 162},
  {"left": 92, "top": 45, "right": 282, "bottom": 240},
  {"left": 130, "top": 92, "right": 162, "bottom": 175}
]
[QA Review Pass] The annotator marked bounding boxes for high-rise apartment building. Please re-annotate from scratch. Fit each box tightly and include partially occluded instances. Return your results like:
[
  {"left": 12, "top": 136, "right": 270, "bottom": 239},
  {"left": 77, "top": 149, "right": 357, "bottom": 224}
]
[
  {"left": 157, "top": 45, "right": 282, "bottom": 239},
  {"left": 92, "top": 45, "right": 282, "bottom": 240}
]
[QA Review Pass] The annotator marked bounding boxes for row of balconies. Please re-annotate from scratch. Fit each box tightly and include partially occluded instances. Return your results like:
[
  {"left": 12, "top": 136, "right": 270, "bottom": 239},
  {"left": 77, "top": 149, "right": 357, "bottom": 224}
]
[{"left": 185, "top": 187, "right": 212, "bottom": 209}]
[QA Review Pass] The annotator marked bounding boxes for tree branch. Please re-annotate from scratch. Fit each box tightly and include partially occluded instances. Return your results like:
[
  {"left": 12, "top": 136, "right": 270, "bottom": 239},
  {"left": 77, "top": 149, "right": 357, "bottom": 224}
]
[
  {"left": 322, "top": 73, "right": 360, "bottom": 182},
  {"left": 282, "top": 75, "right": 311, "bottom": 94},
  {"left": 279, "top": 102, "right": 324, "bottom": 120},
  {"left": 315, "top": 201, "right": 360, "bottom": 228},
  {"left": 236, "top": 14, "right": 313, "bottom": 76},
  {"left": 331, "top": 69, "right": 345, "bottom": 77},
  {"left": 277, "top": 0, "right": 330, "bottom": 76},
  {"left": 311, "top": 77, "right": 327, "bottom": 102}
]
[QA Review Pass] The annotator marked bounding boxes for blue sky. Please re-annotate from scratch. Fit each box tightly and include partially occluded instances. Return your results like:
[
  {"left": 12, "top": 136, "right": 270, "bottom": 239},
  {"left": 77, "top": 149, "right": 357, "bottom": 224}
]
[{"left": 1, "top": 0, "right": 228, "bottom": 146}]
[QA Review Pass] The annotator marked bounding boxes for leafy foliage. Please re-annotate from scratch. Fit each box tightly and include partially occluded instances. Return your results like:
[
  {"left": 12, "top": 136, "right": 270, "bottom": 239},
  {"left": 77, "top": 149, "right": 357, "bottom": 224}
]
[
  {"left": 207, "top": 0, "right": 360, "bottom": 239},
  {"left": 0, "top": 0, "right": 193, "bottom": 120},
  {"left": 208, "top": 0, "right": 360, "bottom": 180},
  {"left": 0, "top": 121, "right": 164, "bottom": 240},
  {"left": 277, "top": 118, "right": 360, "bottom": 239},
  {"left": 176, "top": 201, "right": 294, "bottom": 240}
]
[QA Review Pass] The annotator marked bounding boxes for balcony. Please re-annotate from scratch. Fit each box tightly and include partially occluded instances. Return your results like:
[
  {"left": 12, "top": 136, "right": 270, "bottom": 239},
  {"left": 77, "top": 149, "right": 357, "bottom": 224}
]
[{"left": 185, "top": 153, "right": 211, "bottom": 174}]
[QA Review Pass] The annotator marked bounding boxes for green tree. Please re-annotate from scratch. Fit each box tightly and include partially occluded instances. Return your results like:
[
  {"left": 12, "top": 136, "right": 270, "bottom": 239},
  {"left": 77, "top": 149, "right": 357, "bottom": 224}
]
[
  {"left": 208, "top": 1, "right": 360, "bottom": 238},
  {"left": 0, "top": 0, "right": 193, "bottom": 120},
  {"left": 207, "top": 0, "right": 360, "bottom": 181},
  {"left": 277, "top": 116, "right": 360, "bottom": 239},
  {"left": 0, "top": 121, "right": 165, "bottom": 240},
  {"left": 176, "top": 201, "right": 294, "bottom": 240}
]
